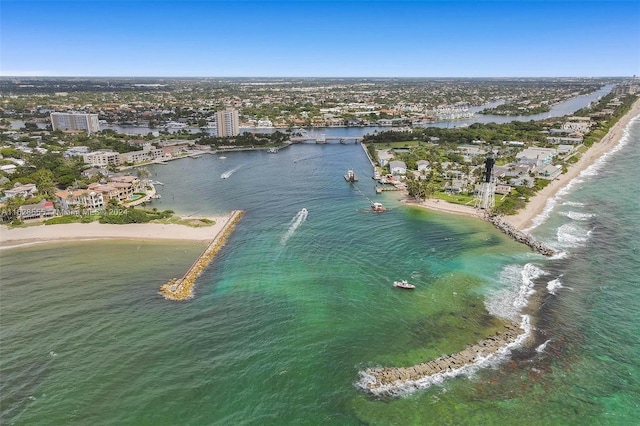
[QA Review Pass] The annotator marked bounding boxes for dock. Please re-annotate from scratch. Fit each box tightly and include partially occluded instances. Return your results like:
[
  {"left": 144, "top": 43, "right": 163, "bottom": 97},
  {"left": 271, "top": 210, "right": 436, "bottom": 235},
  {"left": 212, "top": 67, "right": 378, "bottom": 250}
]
[{"left": 159, "top": 210, "right": 244, "bottom": 300}]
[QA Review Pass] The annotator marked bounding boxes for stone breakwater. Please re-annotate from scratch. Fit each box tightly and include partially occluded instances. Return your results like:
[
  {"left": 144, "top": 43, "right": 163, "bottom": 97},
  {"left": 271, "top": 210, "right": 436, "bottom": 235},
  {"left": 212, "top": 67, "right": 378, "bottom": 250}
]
[
  {"left": 487, "top": 215, "right": 556, "bottom": 257},
  {"left": 159, "top": 210, "right": 244, "bottom": 301},
  {"left": 357, "top": 318, "right": 531, "bottom": 397}
]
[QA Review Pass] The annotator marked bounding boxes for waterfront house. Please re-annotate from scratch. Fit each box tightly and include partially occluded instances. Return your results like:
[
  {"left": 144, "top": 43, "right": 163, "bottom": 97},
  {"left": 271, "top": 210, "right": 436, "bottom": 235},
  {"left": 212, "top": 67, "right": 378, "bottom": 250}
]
[
  {"left": 376, "top": 150, "right": 394, "bottom": 167},
  {"left": 4, "top": 183, "right": 37, "bottom": 199},
  {"left": 509, "top": 176, "right": 535, "bottom": 188},
  {"left": 537, "top": 164, "right": 562, "bottom": 180},
  {"left": 389, "top": 160, "right": 407, "bottom": 176},
  {"left": 18, "top": 200, "right": 55, "bottom": 220},
  {"left": 55, "top": 189, "right": 104, "bottom": 212},
  {"left": 516, "top": 147, "right": 557, "bottom": 167}
]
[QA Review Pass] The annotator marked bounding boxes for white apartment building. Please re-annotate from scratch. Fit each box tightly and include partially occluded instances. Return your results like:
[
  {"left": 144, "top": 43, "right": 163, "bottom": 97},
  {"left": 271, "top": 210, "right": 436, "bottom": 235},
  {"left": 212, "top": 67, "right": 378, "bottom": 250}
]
[
  {"left": 83, "top": 150, "right": 121, "bottom": 167},
  {"left": 50, "top": 112, "right": 100, "bottom": 134},
  {"left": 216, "top": 109, "right": 240, "bottom": 137},
  {"left": 119, "top": 146, "right": 163, "bottom": 164}
]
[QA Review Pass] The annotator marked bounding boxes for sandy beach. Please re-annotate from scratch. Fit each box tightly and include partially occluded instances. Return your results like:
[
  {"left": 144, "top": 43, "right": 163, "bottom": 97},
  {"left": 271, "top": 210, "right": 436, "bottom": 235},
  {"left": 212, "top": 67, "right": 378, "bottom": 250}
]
[
  {"left": 409, "top": 99, "right": 640, "bottom": 230},
  {"left": 504, "top": 99, "right": 640, "bottom": 230},
  {"left": 0, "top": 214, "right": 233, "bottom": 249}
]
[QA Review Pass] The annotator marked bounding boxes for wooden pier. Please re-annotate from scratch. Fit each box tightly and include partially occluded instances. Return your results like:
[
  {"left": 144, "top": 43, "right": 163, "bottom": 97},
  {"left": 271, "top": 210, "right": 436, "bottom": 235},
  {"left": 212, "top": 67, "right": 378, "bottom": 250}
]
[{"left": 159, "top": 210, "right": 244, "bottom": 300}]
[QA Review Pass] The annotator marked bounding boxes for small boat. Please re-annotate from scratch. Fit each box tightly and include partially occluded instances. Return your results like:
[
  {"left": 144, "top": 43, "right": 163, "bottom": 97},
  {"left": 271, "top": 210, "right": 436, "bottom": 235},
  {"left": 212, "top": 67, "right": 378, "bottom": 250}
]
[
  {"left": 344, "top": 169, "right": 358, "bottom": 182},
  {"left": 371, "top": 202, "right": 386, "bottom": 212},
  {"left": 219, "top": 156, "right": 227, "bottom": 159},
  {"left": 393, "top": 280, "right": 415, "bottom": 289}
]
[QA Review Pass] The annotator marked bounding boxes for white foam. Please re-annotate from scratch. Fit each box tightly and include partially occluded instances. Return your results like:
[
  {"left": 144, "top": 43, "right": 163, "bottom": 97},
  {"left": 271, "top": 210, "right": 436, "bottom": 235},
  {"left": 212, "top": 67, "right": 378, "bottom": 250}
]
[
  {"left": 556, "top": 223, "right": 590, "bottom": 248},
  {"left": 280, "top": 209, "right": 308, "bottom": 245},
  {"left": 535, "top": 339, "right": 551, "bottom": 353},
  {"left": 356, "top": 315, "right": 532, "bottom": 397},
  {"left": 559, "top": 211, "right": 595, "bottom": 221},
  {"left": 562, "top": 201, "right": 585, "bottom": 207},
  {"left": 220, "top": 165, "right": 241, "bottom": 179},
  {"left": 523, "top": 197, "right": 557, "bottom": 233},
  {"left": 486, "top": 263, "right": 546, "bottom": 321},
  {"left": 523, "top": 114, "right": 639, "bottom": 232},
  {"left": 546, "top": 277, "right": 563, "bottom": 295}
]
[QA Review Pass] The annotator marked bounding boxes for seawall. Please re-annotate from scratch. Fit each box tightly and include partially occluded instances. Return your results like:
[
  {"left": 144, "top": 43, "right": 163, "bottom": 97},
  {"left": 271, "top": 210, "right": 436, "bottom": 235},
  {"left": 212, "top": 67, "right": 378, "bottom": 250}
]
[{"left": 159, "top": 210, "right": 244, "bottom": 300}]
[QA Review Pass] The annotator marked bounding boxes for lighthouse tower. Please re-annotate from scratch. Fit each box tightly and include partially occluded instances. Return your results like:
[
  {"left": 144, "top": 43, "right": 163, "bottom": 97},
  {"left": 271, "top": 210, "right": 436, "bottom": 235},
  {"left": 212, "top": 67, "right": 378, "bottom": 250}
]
[{"left": 475, "top": 150, "right": 496, "bottom": 210}]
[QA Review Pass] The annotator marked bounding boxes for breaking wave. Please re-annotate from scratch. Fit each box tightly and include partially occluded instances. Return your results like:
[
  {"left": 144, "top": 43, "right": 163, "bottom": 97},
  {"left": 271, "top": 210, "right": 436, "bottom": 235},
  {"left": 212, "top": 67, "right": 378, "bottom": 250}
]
[
  {"left": 556, "top": 223, "right": 592, "bottom": 248},
  {"left": 486, "top": 263, "right": 546, "bottom": 322},
  {"left": 559, "top": 211, "right": 595, "bottom": 221},
  {"left": 547, "top": 278, "right": 564, "bottom": 295},
  {"left": 356, "top": 315, "right": 532, "bottom": 397}
]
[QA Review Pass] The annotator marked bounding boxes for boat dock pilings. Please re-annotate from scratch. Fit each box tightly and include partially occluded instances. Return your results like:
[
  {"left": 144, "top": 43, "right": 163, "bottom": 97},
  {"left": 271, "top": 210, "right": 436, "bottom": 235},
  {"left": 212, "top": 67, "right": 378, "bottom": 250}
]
[{"left": 159, "top": 210, "right": 244, "bottom": 301}]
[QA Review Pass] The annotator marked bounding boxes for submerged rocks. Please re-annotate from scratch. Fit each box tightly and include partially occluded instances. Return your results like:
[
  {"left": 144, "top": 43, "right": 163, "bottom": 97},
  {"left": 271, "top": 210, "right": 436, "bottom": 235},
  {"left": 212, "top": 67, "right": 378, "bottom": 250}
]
[{"left": 487, "top": 215, "right": 556, "bottom": 257}]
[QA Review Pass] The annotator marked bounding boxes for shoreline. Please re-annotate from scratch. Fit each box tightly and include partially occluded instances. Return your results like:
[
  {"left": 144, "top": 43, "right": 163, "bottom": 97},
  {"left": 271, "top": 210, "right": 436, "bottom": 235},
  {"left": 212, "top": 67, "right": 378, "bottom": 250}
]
[
  {"left": 0, "top": 214, "right": 233, "bottom": 249},
  {"left": 358, "top": 99, "right": 640, "bottom": 396},
  {"left": 406, "top": 98, "right": 640, "bottom": 231},
  {"left": 504, "top": 98, "right": 640, "bottom": 230}
]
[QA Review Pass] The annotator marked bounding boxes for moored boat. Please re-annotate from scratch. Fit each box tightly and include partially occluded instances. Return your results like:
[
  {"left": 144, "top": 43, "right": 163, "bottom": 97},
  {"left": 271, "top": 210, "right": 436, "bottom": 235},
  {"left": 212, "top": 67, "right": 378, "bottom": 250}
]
[
  {"left": 344, "top": 169, "right": 358, "bottom": 182},
  {"left": 371, "top": 202, "right": 386, "bottom": 212},
  {"left": 393, "top": 280, "right": 415, "bottom": 289}
]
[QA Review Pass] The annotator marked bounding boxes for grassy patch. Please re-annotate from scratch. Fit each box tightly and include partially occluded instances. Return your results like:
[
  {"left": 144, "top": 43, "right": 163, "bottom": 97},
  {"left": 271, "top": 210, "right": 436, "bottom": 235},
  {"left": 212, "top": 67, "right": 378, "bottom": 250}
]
[{"left": 434, "top": 192, "right": 475, "bottom": 205}]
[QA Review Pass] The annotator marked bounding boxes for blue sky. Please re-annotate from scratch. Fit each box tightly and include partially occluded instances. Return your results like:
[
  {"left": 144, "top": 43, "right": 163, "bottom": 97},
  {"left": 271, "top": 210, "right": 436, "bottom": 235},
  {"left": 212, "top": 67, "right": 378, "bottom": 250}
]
[{"left": 1, "top": 1, "right": 639, "bottom": 77}]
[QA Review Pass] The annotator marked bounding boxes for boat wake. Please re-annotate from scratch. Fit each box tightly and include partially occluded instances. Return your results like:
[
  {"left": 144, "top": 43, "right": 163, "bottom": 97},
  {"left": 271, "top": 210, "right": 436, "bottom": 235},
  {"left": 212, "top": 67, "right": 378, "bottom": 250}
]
[
  {"left": 280, "top": 208, "right": 308, "bottom": 245},
  {"left": 221, "top": 165, "right": 241, "bottom": 179}
]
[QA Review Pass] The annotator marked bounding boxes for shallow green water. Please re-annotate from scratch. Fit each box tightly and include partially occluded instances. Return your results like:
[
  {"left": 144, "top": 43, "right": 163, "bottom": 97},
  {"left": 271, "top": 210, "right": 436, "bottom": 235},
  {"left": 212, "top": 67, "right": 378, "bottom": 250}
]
[{"left": 2, "top": 128, "right": 639, "bottom": 425}]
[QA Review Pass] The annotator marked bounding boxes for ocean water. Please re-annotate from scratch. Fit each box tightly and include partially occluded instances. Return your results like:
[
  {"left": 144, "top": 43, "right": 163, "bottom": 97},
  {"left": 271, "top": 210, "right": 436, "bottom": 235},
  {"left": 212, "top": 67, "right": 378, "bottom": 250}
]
[{"left": 1, "top": 123, "right": 639, "bottom": 425}]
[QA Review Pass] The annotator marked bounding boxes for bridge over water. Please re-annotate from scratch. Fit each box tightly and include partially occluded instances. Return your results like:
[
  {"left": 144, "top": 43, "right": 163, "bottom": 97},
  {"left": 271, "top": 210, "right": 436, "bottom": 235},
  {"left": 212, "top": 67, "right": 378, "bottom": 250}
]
[{"left": 290, "top": 135, "right": 363, "bottom": 144}]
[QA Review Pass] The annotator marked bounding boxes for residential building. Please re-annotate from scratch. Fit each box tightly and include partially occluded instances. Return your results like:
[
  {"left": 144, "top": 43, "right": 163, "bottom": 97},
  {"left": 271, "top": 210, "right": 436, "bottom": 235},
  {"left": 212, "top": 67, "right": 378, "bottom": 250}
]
[
  {"left": 55, "top": 189, "right": 104, "bottom": 212},
  {"left": 516, "top": 147, "right": 557, "bottom": 167},
  {"left": 83, "top": 150, "right": 121, "bottom": 167},
  {"left": 119, "top": 146, "right": 163, "bottom": 164},
  {"left": 376, "top": 150, "right": 394, "bottom": 167},
  {"left": 416, "top": 160, "right": 431, "bottom": 172},
  {"left": 216, "top": 109, "right": 240, "bottom": 137},
  {"left": 537, "top": 164, "right": 563, "bottom": 180},
  {"left": 4, "top": 183, "right": 37, "bottom": 198},
  {"left": 389, "top": 160, "right": 407, "bottom": 176},
  {"left": 50, "top": 112, "right": 100, "bottom": 134},
  {"left": 18, "top": 200, "right": 55, "bottom": 220}
]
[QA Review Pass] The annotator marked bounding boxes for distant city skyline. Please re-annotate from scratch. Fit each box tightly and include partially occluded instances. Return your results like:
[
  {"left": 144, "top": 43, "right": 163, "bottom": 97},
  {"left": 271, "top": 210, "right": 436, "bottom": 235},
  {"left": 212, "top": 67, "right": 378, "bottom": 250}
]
[{"left": 1, "top": 1, "right": 639, "bottom": 78}]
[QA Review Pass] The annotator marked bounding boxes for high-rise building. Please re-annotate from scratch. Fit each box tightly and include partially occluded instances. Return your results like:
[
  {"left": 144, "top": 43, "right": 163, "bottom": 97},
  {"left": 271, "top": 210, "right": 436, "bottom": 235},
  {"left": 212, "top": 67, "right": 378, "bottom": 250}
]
[
  {"left": 215, "top": 109, "right": 240, "bottom": 137},
  {"left": 50, "top": 112, "right": 100, "bottom": 134}
]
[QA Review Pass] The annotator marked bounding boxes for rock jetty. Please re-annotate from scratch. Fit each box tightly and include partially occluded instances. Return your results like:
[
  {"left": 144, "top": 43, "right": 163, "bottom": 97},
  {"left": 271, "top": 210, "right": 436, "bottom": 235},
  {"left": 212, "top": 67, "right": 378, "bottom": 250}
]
[
  {"left": 358, "top": 318, "right": 530, "bottom": 397},
  {"left": 487, "top": 215, "right": 556, "bottom": 257},
  {"left": 159, "top": 210, "right": 244, "bottom": 300}
]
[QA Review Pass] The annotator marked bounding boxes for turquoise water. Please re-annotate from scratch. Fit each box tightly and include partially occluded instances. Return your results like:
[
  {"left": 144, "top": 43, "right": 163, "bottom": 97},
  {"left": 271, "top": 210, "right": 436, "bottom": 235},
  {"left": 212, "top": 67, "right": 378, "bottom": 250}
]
[{"left": 1, "top": 123, "right": 639, "bottom": 425}]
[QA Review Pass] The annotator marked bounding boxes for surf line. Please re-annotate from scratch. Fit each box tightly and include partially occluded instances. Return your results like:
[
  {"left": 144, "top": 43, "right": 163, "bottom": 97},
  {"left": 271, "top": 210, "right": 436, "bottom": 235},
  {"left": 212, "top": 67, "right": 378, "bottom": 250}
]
[
  {"left": 159, "top": 210, "right": 244, "bottom": 301},
  {"left": 356, "top": 316, "right": 531, "bottom": 397}
]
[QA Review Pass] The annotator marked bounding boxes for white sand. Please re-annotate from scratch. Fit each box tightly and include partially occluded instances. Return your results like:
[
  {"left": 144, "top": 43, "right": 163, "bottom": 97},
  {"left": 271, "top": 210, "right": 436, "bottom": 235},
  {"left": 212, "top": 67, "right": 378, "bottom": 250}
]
[
  {"left": 407, "top": 99, "right": 640, "bottom": 230},
  {"left": 503, "top": 99, "right": 640, "bottom": 230},
  {"left": 0, "top": 215, "right": 232, "bottom": 249}
]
